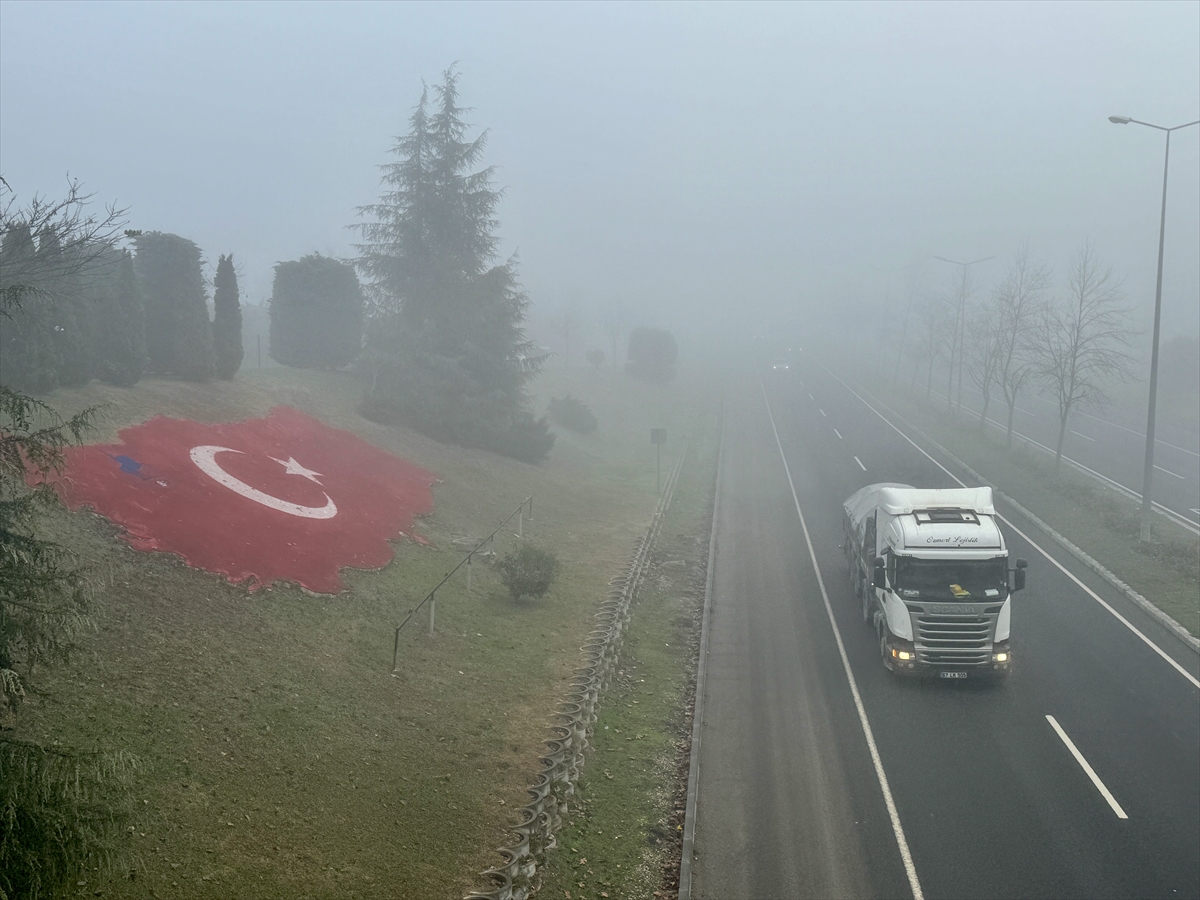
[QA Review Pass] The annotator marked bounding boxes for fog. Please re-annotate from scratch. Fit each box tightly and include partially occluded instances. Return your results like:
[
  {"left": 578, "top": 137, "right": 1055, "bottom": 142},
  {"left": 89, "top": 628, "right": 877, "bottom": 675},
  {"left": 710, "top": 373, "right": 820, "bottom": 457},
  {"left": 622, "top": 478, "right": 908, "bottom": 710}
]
[{"left": 2, "top": 1, "right": 1198, "bottom": 352}]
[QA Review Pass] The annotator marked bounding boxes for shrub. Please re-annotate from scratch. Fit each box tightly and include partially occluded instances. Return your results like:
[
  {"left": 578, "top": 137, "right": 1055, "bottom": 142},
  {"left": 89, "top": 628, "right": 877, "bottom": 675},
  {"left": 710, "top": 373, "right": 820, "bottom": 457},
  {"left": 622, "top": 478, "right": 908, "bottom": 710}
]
[
  {"left": 626, "top": 326, "right": 677, "bottom": 382},
  {"left": 361, "top": 335, "right": 555, "bottom": 463},
  {"left": 269, "top": 254, "right": 363, "bottom": 369},
  {"left": 547, "top": 394, "right": 598, "bottom": 435},
  {"left": 586, "top": 348, "right": 605, "bottom": 368},
  {"left": 496, "top": 542, "right": 561, "bottom": 602}
]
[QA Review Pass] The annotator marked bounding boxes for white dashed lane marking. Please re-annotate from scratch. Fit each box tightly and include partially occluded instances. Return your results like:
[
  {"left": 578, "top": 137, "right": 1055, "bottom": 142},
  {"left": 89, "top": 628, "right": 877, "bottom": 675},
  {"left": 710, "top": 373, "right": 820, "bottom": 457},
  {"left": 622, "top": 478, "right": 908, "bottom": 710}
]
[{"left": 1046, "top": 715, "right": 1128, "bottom": 819}]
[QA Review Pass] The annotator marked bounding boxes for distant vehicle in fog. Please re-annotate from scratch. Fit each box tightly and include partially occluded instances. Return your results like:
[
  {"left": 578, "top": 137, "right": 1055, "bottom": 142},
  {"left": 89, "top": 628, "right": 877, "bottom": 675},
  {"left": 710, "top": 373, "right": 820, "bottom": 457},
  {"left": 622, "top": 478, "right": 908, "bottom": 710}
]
[{"left": 770, "top": 359, "right": 790, "bottom": 372}]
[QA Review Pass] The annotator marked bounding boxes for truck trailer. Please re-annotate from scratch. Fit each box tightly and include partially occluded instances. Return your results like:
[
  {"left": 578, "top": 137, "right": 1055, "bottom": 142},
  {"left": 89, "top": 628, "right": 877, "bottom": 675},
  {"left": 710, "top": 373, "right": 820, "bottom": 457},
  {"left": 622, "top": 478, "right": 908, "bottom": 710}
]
[{"left": 843, "top": 483, "right": 1027, "bottom": 680}]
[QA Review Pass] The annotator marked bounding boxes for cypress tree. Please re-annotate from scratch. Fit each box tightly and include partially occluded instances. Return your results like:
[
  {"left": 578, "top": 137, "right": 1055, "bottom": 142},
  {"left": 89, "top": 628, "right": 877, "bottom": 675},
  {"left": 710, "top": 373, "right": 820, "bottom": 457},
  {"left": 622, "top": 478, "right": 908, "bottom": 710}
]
[
  {"left": 355, "top": 67, "right": 553, "bottom": 462},
  {"left": 0, "top": 224, "right": 59, "bottom": 394},
  {"left": 91, "top": 249, "right": 146, "bottom": 387},
  {"left": 36, "top": 227, "right": 92, "bottom": 388},
  {"left": 212, "top": 254, "right": 243, "bottom": 379},
  {"left": 134, "top": 232, "right": 213, "bottom": 381},
  {"left": 268, "top": 254, "right": 363, "bottom": 369}
]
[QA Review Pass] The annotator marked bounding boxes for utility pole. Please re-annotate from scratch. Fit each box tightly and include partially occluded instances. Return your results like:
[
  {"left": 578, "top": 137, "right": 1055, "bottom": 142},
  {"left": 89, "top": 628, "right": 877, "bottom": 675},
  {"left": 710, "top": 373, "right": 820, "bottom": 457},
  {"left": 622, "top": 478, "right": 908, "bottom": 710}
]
[{"left": 934, "top": 255, "right": 995, "bottom": 416}]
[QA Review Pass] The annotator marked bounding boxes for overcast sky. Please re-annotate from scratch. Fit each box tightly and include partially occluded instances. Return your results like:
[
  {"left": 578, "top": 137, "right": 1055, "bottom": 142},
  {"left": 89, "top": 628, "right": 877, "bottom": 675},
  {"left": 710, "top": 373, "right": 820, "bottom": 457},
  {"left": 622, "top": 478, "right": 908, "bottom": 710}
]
[{"left": 2, "top": 0, "right": 1198, "bottom": 349}]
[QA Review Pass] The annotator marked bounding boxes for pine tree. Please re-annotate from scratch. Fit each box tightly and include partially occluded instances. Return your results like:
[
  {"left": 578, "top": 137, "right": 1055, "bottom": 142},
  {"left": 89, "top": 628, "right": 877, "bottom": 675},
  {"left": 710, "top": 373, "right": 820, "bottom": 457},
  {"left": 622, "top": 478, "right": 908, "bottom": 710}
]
[
  {"left": 134, "top": 232, "right": 214, "bottom": 381},
  {"left": 268, "top": 253, "right": 363, "bottom": 369},
  {"left": 355, "top": 68, "right": 553, "bottom": 462},
  {"left": 212, "top": 254, "right": 244, "bottom": 379},
  {"left": 1, "top": 198, "right": 138, "bottom": 895}
]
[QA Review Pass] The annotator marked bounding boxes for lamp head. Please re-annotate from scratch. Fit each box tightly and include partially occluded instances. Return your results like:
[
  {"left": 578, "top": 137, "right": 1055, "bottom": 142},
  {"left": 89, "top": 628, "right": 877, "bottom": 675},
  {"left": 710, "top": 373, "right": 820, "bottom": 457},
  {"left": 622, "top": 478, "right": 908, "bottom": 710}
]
[{"left": 1108, "top": 116, "right": 1132, "bottom": 125}]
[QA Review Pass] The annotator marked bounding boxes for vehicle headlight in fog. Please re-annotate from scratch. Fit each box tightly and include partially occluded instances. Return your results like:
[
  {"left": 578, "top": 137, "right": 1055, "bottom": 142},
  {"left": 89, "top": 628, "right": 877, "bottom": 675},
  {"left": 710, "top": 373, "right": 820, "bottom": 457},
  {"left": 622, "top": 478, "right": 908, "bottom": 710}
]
[
  {"left": 891, "top": 649, "right": 913, "bottom": 660},
  {"left": 994, "top": 652, "right": 1009, "bottom": 662}
]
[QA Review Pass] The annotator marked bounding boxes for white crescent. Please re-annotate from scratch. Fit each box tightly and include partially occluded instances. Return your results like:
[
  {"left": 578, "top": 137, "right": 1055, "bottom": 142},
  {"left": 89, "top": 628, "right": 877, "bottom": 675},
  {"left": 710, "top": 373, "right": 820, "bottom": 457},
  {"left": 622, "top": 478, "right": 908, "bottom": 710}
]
[{"left": 189, "top": 445, "right": 337, "bottom": 519}]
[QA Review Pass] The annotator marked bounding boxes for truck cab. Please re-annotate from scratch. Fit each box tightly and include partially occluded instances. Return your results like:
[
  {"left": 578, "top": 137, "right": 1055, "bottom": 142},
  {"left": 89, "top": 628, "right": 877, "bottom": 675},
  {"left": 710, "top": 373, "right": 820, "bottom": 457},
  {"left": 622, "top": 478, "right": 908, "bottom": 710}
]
[{"left": 844, "top": 484, "right": 1027, "bottom": 681}]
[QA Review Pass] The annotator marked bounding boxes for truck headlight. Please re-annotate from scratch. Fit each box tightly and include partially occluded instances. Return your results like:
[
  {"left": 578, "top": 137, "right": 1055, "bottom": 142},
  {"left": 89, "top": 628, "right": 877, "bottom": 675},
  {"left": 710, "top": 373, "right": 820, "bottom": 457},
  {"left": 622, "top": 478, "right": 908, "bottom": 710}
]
[
  {"left": 891, "top": 649, "right": 913, "bottom": 660},
  {"left": 994, "top": 652, "right": 1009, "bottom": 662}
]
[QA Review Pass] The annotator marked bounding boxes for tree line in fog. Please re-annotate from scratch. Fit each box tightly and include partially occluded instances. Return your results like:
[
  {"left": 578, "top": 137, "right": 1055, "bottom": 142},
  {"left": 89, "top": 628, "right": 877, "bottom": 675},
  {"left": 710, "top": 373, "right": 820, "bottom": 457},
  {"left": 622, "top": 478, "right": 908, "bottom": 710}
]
[{"left": 890, "top": 241, "right": 1159, "bottom": 467}]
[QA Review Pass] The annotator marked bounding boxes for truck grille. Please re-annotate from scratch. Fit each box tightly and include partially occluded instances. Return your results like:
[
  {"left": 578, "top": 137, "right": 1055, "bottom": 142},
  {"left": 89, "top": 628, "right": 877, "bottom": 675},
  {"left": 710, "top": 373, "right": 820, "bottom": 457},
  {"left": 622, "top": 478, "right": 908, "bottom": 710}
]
[{"left": 911, "top": 607, "right": 997, "bottom": 666}]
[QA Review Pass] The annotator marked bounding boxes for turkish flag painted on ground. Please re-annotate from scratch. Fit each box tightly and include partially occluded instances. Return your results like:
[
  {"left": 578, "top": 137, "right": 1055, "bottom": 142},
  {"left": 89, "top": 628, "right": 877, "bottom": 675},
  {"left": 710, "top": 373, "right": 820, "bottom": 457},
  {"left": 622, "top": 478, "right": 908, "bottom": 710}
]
[{"left": 37, "top": 406, "right": 436, "bottom": 593}]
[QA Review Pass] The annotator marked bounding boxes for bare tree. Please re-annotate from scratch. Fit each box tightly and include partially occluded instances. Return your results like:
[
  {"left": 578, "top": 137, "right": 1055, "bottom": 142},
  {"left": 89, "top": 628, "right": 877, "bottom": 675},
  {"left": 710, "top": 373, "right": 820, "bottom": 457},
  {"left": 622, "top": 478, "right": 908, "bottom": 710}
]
[
  {"left": 0, "top": 176, "right": 127, "bottom": 303},
  {"left": 965, "top": 299, "right": 1004, "bottom": 430},
  {"left": 553, "top": 305, "right": 581, "bottom": 367},
  {"left": 601, "top": 300, "right": 627, "bottom": 368},
  {"left": 1035, "top": 242, "right": 1135, "bottom": 469},
  {"left": 910, "top": 292, "right": 948, "bottom": 400},
  {"left": 893, "top": 261, "right": 925, "bottom": 382},
  {"left": 994, "top": 244, "right": 1052, "bottom": 449}
]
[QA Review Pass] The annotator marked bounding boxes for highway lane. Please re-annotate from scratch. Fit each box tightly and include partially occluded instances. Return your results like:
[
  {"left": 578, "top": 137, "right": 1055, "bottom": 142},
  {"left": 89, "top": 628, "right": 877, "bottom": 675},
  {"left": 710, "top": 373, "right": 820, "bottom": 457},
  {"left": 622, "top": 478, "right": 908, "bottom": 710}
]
[
  {"left": 690, "top": 384, "right": 912, "bottom": 900},
  {"left": 689, "top": 365, "right": 1199, "bottom": 899}
]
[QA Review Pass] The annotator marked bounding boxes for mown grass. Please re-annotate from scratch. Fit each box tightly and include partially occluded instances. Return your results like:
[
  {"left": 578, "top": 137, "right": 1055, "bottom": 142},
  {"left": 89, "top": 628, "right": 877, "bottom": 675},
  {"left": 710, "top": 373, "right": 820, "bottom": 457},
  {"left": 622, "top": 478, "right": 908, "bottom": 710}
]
[
  {"left": 536, "top": 414, "right": 719, "bottom": 900},
  {"left": 871, "top": 383, "right": 1200, "bottom": 638},
  {"left": 15, "top": 362, "right": 717, "bottom": 899}
]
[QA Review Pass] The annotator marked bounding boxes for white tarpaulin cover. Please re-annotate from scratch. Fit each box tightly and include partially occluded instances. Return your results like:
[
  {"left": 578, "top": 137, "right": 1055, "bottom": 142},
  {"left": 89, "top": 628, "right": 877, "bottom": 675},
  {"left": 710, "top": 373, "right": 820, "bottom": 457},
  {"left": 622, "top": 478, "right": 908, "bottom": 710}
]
[{"left": 843, "top": 483, "right": 995, "bottom": 530}]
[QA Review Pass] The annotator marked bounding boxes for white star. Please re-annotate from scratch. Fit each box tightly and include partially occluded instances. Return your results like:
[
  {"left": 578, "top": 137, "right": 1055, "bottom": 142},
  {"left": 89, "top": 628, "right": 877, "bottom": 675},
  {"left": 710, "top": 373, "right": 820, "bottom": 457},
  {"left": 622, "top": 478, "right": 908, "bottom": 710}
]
[{"left": 270, "top": 456, "right": 324, "bottom": 484}]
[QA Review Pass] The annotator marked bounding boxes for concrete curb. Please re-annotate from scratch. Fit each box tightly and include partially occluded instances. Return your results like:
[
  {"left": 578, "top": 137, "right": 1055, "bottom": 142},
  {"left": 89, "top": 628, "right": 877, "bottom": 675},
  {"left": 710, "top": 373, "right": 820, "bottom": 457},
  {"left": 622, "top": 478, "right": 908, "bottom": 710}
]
[
  {"left": 869, "top": 391, "right": 1200, "bottom": 657},
  {"left": 678, "top": 403, "right": 723, "bottom": 900}
]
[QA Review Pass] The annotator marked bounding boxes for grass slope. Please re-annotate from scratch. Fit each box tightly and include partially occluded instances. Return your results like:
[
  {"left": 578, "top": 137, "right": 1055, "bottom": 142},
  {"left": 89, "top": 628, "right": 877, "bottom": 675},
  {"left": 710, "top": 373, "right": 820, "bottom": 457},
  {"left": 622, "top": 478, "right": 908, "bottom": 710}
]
[
  {"left": 536, "top": 411, "right": 720, "bottom": 900},
  {"left": 16, "top": 363, "right": 716, "bottom": 898}
]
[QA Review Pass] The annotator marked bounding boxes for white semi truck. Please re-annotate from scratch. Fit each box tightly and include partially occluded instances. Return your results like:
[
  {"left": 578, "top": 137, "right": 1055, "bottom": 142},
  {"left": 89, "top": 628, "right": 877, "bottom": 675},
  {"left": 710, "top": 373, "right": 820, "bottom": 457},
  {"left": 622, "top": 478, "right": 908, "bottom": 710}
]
[{"left": 843, "top": 483, "right": 1027, "bottom": 680}]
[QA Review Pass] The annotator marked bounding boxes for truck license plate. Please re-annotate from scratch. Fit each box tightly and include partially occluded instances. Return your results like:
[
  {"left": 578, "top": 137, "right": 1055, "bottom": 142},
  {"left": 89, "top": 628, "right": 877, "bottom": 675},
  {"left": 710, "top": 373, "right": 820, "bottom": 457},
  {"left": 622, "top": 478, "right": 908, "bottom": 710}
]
[{"left": 939, "top": 671, "right": 968, "bottom": 679}]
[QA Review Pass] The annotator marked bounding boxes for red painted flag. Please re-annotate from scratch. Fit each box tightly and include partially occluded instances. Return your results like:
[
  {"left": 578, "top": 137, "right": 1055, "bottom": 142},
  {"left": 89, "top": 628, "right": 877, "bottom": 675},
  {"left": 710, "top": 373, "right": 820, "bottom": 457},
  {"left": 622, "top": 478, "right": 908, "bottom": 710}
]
[{"left": 37, "top": 406, "right": 436, "bottom": 594}]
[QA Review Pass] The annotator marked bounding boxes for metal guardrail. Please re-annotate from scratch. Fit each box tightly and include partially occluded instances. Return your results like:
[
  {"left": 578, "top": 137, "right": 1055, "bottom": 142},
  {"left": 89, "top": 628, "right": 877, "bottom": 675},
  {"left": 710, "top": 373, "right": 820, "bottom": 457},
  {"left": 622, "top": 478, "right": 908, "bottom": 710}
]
[
  {"left": 463, "top": 444, "right": 689, "bottom": 900},
  {"left": 391, "top": 497, "right": 533, "bottom": 672}
]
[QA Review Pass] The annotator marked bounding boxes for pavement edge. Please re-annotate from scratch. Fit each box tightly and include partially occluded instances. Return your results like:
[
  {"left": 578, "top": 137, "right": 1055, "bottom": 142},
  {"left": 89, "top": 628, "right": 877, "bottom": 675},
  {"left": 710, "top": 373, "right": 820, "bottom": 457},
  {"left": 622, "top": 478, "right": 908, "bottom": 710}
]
[{"left": 678, "top": 400, "right": 725, "bottom": 900}]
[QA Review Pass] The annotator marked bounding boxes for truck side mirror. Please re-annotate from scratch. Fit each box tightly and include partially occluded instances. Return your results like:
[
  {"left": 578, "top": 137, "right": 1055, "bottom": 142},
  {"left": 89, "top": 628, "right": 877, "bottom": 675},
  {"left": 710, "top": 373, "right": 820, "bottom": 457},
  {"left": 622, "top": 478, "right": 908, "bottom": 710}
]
[
  {"left": 873, "top": 557, "right": 887, "bottom": 591},
  {"left": 1012, "top": 558, "right": 1027, "bottom": 592}
]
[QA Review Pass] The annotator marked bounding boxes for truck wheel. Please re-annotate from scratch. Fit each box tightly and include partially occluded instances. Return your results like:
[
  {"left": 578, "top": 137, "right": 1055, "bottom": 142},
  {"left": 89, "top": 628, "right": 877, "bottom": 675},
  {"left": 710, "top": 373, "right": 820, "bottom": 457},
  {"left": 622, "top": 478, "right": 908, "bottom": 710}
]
[{"left": 879, "top": 627, "right": 894, "bottom": 672}]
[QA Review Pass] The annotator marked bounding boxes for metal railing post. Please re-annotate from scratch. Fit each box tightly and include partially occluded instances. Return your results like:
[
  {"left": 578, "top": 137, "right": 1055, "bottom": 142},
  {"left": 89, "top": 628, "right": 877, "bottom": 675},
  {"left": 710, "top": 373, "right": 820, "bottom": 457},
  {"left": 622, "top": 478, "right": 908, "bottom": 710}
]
[
  {"left": 518, "top": 505, "right": 524, "bottom": 538},
  {"left": 392, "top": 626, "right": 400, "bottom": 673},
  {"left": 466, "top": 553, "right": 472, "bottom": 593},
  {"left": 429, "top": 590, "right": 436, "bottom": 636}
]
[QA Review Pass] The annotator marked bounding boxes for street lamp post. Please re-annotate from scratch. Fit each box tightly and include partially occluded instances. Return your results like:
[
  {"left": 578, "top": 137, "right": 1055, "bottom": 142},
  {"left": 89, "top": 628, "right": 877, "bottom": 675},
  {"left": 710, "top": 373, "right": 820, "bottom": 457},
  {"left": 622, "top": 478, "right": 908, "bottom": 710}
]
[
  {"left": 1109, "top": 115, "right": 1200, "bottom": 542},
  {"left": 934, "top": 255, "right": 995, "bottom": 416}
]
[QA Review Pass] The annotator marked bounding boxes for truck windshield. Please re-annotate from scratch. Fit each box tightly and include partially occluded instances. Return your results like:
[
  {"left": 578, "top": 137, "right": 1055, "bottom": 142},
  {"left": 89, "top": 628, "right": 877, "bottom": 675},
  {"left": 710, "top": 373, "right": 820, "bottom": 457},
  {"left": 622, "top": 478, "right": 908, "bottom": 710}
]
[{"left": 895, "top": 557, "right": 1007, "bottom": 600}]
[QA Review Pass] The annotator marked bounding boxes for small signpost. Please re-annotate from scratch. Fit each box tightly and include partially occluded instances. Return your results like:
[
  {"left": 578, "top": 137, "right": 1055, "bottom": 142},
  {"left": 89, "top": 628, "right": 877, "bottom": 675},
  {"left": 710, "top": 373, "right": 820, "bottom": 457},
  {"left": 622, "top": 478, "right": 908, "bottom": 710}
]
[{"left": 651, "top": 428, "right": 667, "bottom": 493}]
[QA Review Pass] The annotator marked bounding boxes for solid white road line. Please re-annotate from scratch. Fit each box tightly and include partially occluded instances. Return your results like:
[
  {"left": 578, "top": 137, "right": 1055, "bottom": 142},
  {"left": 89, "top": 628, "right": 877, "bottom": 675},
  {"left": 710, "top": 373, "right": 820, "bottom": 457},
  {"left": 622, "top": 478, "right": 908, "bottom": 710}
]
[
  {"left": 834, "top": 429, "right": 843, "bottom": 440},
  {"left": 1071, "top": 430, "right": 1096, "bottom": 442},
  {"left": 938, "top": 391, "right": 1199, "bottom": 535},
  {"left": 829, "top": 374, "right": 1200, "bottom": 692},
  {"left": 762, "top": 385, "right": 924, "bottom": 900},
  {"left": 959, "top": 384, "right": 1200, "bottom": 457},
  {"left": 854, "top": 456, "right": 867, "bottom": 471},
  {"left": 1045, "top": 715, "right": 1129, "bottom": 819},
  {"left": 1154, "top": 465, "right": 1186, "bottom": 481}
]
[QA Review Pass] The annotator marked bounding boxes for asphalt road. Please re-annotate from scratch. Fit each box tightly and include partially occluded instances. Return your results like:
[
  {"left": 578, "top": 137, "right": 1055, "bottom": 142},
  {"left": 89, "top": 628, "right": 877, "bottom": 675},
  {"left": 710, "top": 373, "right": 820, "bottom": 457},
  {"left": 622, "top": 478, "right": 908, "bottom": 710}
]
[
  {"left": 688, "top": 361, "right": 1200, "bottom": 900},
  {"left": 932, "top": 377, "right": 1200, "bottom": 530}
]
